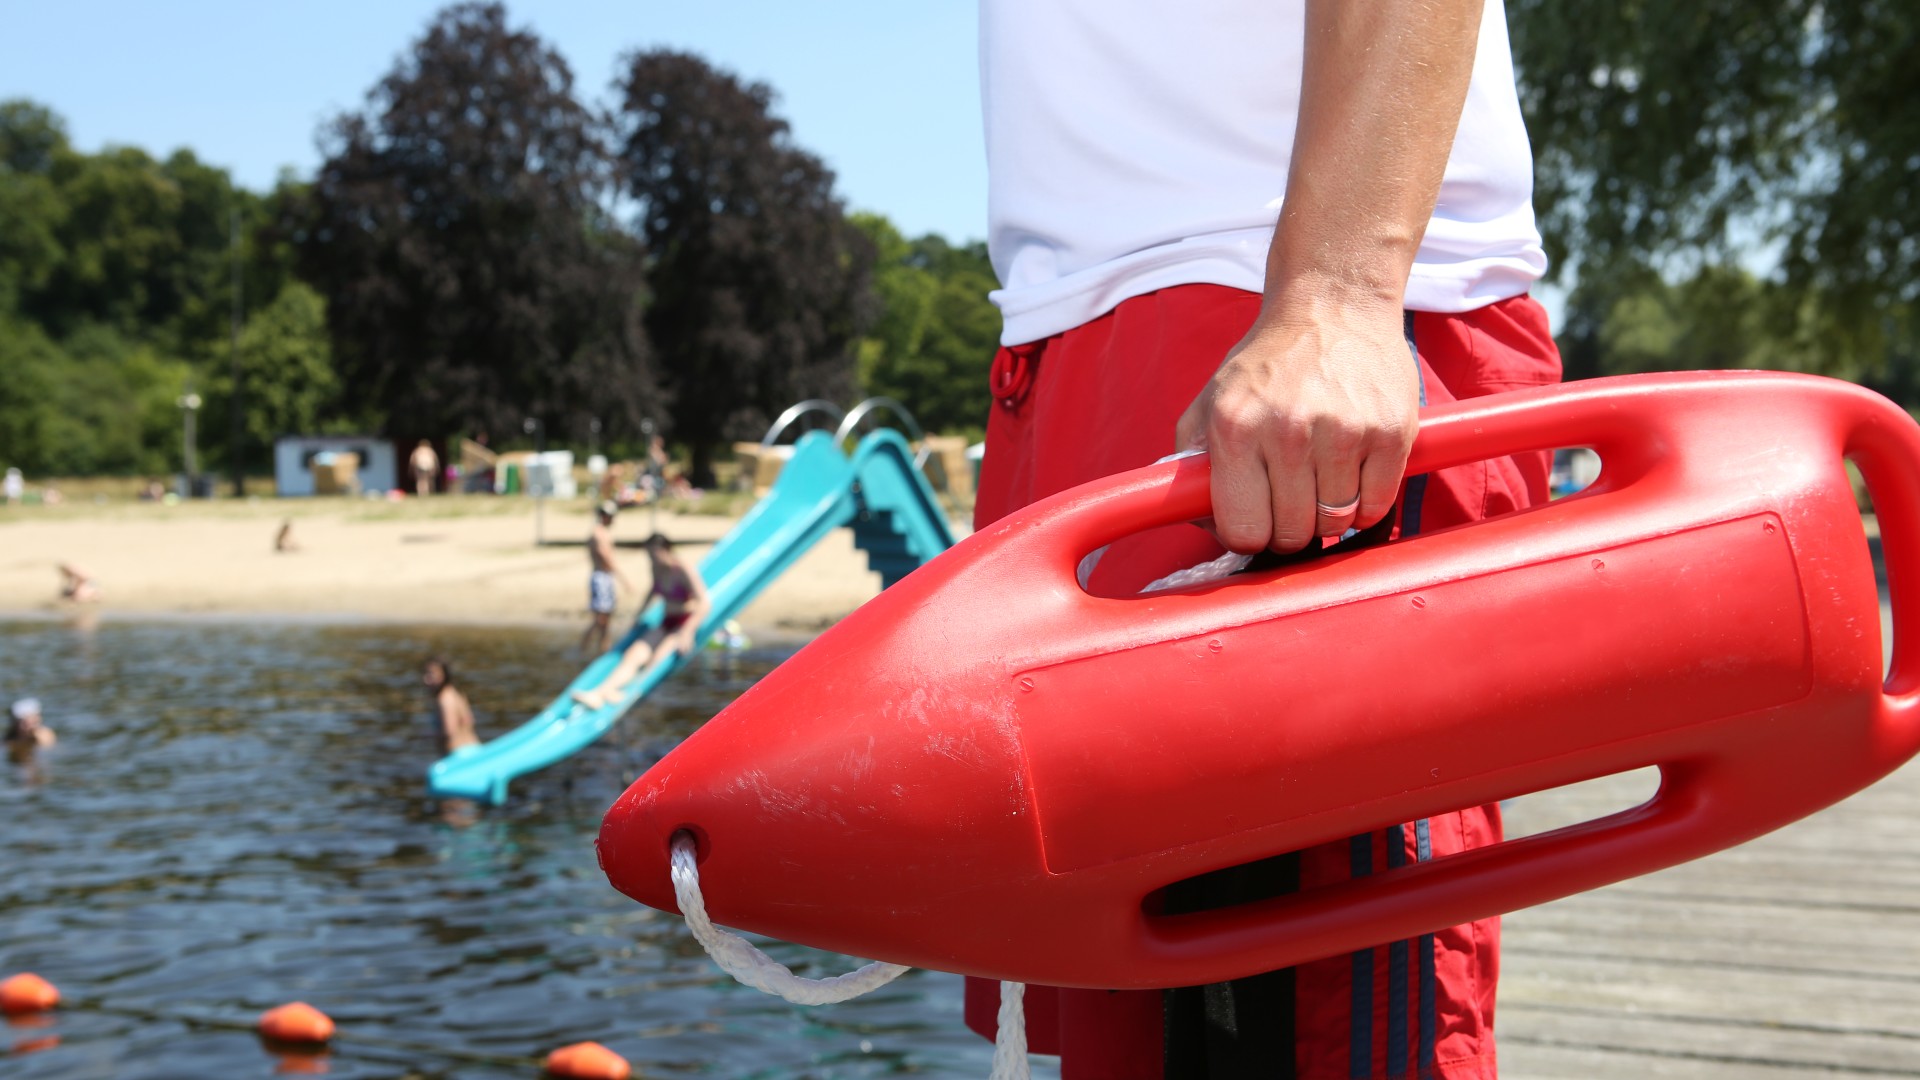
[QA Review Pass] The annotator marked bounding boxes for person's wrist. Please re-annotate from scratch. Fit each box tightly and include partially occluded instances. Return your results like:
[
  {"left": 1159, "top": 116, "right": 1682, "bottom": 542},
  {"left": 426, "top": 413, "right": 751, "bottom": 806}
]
[{"left": 1256, "top": 265, "right": 1406, "bottom": 331}]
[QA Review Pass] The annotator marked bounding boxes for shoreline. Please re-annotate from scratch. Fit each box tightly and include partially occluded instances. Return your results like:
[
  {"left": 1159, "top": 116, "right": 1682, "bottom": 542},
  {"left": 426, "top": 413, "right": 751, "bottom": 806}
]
[{"left": 0, "top": 497, "right": 941, "bottom": 635}]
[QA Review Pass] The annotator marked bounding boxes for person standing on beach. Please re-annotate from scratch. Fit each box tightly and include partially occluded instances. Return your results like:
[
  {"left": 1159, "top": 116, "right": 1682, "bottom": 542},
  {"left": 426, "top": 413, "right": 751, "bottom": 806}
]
[
  {"left": 969, "top": 2, "right": 1557, "bottom": 1076},
  {"left": 422, "top": 658, "right": 478, "bottom": 752},
  {"left": 409, "top": 440, "right": 440, "bottom": 497},
  {"left": 582, "top": 501, "right": 633, "bottom": 656}
]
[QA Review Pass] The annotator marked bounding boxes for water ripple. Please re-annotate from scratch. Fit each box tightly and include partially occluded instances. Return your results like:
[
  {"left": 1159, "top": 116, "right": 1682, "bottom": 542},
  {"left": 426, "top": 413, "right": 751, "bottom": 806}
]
[{"left": 1, "top": 619, "right": 1034, "bottom": 1078}]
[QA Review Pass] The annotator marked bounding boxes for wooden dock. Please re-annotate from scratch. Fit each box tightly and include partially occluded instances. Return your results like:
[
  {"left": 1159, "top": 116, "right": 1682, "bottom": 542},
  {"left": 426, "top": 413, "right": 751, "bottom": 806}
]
[{"left": 1498, "top": 749, "right": 1920, "bottom": 1077}]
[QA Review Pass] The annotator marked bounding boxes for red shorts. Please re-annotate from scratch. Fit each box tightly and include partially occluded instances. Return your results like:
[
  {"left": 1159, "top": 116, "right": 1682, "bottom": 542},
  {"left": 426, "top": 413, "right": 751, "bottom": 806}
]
[{"left": 964, "top": 285, "right": 1561, "bottom": 1080}]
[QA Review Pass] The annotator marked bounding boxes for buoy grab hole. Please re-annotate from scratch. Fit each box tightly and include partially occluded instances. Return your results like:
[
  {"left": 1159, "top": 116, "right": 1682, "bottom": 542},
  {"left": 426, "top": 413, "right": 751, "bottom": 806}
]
[
  {"left": 1138, "top": 763, "right": 1662, "bottom": 919},
  {"left": 1090, "top": 447, "right": 1604, "bottom": 601}
]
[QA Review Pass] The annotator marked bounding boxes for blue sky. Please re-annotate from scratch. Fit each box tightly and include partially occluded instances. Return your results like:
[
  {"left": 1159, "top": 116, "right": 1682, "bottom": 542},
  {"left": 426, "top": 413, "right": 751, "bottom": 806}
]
[{"left": 0, "top": 1, "right": 990, "bottom": 242}]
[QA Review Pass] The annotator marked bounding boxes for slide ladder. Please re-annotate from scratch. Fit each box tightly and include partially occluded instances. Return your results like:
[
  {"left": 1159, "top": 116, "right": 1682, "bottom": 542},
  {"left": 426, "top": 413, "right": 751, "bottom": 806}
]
[{"left": 427, "top": 428, "right": 955, "bottom": 804}]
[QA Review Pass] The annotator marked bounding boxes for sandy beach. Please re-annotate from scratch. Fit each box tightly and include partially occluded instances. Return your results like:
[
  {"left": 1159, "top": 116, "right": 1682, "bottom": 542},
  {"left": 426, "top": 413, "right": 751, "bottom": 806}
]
[{"left": 0, "top": 494, "right": 955, "bottom": 630}]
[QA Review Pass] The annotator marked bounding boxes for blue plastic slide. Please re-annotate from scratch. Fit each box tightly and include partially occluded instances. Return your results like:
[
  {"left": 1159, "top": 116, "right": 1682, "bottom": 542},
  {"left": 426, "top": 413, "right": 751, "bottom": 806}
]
[{"left": 426, "top": 428, "right": 955, "bottom": 804}]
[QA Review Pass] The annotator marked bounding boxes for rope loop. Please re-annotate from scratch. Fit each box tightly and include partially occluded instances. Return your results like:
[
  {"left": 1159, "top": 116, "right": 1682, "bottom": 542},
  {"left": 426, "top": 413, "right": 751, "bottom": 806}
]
[
  {"left": 669, "top": 834, "right": 909, "bottom": 1005},
  {"left": 668, "top": 832, "right": 1030, "bottom": 1078}
]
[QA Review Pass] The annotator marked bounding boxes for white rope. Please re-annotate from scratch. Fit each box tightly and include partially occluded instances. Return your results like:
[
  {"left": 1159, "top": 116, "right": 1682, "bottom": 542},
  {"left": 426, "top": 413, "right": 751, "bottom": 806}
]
[
  {"left": 1140, "top": 549, "right": 1251, "bottom": 593},
  {"left": 990, "top": 980, "right": 1030, "bottom": 1080},
  {"left": 669, "top": 833, "right": 1031, "bottom": 1078},
  {"left": 670, "top": 834, "right": 909, "bottom": 1004},
  {"left": 664, "top": 447, "right": 1233, "bottom": 1075}
]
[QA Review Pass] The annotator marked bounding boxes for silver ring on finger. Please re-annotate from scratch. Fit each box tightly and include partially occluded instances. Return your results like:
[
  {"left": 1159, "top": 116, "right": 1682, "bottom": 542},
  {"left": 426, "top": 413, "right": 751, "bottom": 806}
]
[{"left": 1315, "top": 495, "right": 1361, "bottom": 519}]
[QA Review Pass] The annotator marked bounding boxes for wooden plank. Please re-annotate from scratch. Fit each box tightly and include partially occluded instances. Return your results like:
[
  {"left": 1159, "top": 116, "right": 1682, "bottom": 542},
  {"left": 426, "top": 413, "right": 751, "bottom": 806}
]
[
  {"left": 1501, "top": 1004, "right": 1920, "bottom": 1077},
  {"left": 1496, "top": 679, "right": 1920, "bottom": 1078},
  {"left": 1500, "top": 952, "right": 1920, "bottom": 1035}
]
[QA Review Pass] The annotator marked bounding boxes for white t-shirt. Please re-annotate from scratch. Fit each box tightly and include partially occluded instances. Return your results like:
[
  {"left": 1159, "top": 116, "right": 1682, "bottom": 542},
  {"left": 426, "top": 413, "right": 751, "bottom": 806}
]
[{"left": 980, "top": 0, "right": 1549, "bottom": 345}]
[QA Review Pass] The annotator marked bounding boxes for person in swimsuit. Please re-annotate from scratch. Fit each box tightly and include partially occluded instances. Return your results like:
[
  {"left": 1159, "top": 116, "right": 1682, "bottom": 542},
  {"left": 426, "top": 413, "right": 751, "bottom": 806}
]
[
  {"left": 422, "top": 657, "right": 479, "bottom": 752},
  {"left": 57, "top": 563, "right": 98, "bottom": 603},
  {"left": 6, "top": 698, "right": 56, "bottom": 763},
  {"left": 571, "top": 533, "right": 708, "bottom": 710},
  {"left": 581, "top": 501, "right": 633, "bottom": 655}
]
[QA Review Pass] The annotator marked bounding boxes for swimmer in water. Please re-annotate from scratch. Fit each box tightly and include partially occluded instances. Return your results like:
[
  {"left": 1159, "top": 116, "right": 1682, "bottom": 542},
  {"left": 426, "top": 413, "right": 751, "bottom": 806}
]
[
  {"left": 571, "top": 533, "right": 708, "bottom": 711},
  {"left": 6, "top": 698, "right": 55, "bottom": 758},
  {"left": 422, "top": 657, "right": 478, "bottom": 752}
]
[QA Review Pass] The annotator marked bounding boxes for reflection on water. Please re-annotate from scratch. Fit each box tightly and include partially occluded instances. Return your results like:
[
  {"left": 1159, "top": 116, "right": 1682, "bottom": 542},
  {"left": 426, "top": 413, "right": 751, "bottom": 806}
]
[{"left": 0, "top": 619, "right": 1039, "bottom": 1078}]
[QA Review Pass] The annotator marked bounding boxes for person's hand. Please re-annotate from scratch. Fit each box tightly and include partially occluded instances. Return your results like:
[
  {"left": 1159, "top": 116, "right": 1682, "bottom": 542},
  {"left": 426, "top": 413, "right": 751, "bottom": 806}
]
[{"left": 1175, "top": 297, "right": 1420, "bottom": 553}]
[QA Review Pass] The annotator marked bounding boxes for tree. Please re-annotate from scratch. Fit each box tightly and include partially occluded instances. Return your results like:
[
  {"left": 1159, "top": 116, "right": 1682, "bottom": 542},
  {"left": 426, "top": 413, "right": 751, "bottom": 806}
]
[
  {"left": 1586, "top": 265, "right": 1818, "bottom": 376},
  {"left": 852, "top": 214, "right": 1000, "bottom": 436},
  {"left": 292, "top": 2, "right": 655, "bottom": 445},
  {"left": 1510, "top": 1, "right": 1918, "bottom": 378},
  {"left": 204, "top": 282, "right": 340, "bottom": 463},
  {"left": 0, "top": 99, "right": 277, "bottom": 478},
  {"left": 610, "top": 49, "right": 873, "bottom": 483},
  {"left": 0, "top": 101, "right": 68, "bottom": 317},
  {"left": 0, "top": 317, "right": 192, "bottom": 477}
]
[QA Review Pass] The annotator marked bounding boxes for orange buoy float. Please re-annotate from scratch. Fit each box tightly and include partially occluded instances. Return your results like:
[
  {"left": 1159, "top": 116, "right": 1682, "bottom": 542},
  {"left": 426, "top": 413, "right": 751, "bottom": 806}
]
[
  {"left": 0, "top": 973, "right": 59, "bottom": 1014},
  {"left": 545, "top": 1040, "right": 632, "bottom": 1080},
  {"left": 257, "top": 1002, "right": 335, "bottom": 1044}
]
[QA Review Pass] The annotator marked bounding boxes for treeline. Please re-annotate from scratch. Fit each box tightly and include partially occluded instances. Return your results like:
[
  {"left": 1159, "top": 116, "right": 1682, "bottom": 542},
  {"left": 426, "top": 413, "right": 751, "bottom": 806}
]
[
  {"left": 6, "top": 1, "right": 1916, "bottom": 484},
  {"left": 0, "top": 2, "right": 998, "bottom": 482},
  {"left": 1511, "top": 0, "right": 1918, "bottom": 394}
]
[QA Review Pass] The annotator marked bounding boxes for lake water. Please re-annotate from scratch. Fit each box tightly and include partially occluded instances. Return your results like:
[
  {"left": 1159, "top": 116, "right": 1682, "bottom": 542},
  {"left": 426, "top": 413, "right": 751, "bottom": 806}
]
[{"left": 0, "top": 618, "right": 1054, "bottom": 1079}]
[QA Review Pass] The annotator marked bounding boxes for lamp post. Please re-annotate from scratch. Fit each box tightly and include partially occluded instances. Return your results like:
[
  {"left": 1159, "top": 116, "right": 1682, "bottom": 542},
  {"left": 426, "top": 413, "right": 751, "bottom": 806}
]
[{"left": 178, "top": 391, "right": 203, "bottom": 497}]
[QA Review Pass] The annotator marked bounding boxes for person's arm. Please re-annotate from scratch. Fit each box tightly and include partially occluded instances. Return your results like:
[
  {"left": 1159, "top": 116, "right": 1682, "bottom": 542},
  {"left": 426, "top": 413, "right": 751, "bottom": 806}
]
[
  {"left": 1175, "top": 0, "right": 1485, "bottom": 553},
  {"left": 598, "top": 532, "right": 636, "bottom": 592}
]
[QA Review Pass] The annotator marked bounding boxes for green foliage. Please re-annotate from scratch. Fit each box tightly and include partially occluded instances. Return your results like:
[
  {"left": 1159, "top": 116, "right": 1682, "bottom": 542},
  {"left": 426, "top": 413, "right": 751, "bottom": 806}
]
[
  {"left": 0, "top": 97, "right": 322, "bottom": 477},
  {"left": 203, "top": 282, "right": 341, "bottom": 462},
  {"left": 611, "top": 49, "right": 872, "bottom": 482},
  {"left": 0, "top": 317, "right": 192, "bottom": 476},
  {"left": 852, "top": 213, "right": 999, "bottom": 436},
  {"left": 292, "top": 3, "right": 655, "bottom": 449},
  {"left": 1511, "top": 1, "right": 1919, "bottom": 383},
  {"left": 1576, "top": 265, "right": 1820, "bottom": 380},
  {"left": 2, "top": 17, "right": 1010, "bottom": 482},
  {"left": 0, "top": 102, "right": 68, "bottom": 316}
]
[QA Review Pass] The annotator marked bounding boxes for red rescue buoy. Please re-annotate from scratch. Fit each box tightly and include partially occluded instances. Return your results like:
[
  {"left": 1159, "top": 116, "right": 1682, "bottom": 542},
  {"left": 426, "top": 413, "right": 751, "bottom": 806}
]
[
  {"left": 598, "top": 372, "right": 1920, "bottom": 989},
  {"left": 0, "top": 973, "right": 59, "bottom": 1014},
  {"left": 258, "top": 1002, "right": 334, "bottom": 1044},
  {"left": 545, "top": 1040, "right": 632, "bottom": 1080}
]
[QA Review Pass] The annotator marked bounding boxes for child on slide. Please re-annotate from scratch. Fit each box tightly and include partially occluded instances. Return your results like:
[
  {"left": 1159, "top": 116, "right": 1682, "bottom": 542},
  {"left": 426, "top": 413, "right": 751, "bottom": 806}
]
[{"left": 572, "top": 534, "right": 708, "bottom": 710}]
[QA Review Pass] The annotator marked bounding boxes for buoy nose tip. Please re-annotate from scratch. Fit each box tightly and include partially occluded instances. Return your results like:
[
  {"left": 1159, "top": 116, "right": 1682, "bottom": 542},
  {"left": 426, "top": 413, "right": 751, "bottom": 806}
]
[{"left": 597, "top": 801, "right": 681, "bottom": 912}]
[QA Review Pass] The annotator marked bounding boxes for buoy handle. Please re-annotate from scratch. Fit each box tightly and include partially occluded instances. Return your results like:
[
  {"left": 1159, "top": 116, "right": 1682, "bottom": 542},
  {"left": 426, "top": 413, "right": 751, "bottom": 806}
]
[
  {"left": 1845, "top": 397, "right": 1920, "bottom": 739},
  {"left": 1045, "top": 373, "right": 1688, "bottom": 577}
]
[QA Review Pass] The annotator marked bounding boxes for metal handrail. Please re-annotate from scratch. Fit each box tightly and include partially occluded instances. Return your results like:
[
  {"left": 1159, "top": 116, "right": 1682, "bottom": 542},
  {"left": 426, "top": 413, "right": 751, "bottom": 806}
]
[
  {"left": 834, "top": 397, "right": 932, "bottom": 469},
  {"left": 759, "top": 399, "right": 848, "bottom": 450}
]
